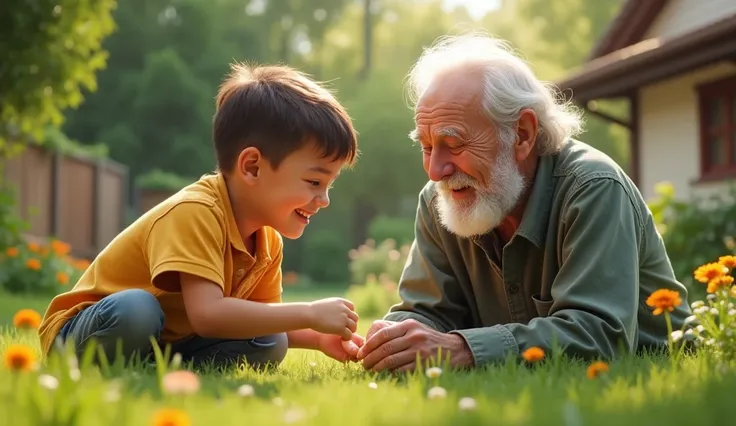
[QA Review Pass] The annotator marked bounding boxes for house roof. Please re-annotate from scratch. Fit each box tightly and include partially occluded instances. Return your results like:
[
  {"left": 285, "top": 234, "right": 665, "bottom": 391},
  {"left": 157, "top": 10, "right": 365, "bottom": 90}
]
[
  {"left": 587, "top": 0, "right": 669, "bottom": 60},
  {"left": 556, "top": 5, "right": 736, "bottom": 102}
]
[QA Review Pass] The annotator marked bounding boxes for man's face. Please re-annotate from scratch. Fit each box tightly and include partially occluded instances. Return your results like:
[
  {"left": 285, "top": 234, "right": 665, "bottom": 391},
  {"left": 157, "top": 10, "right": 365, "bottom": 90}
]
[{"left": 412, "top": 66, "right": 526, "bottom": 238}]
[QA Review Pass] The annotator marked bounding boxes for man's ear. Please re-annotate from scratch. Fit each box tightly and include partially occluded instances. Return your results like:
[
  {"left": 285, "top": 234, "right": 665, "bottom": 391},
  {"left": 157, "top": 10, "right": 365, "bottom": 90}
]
[
  {"left": 236, "top": 147, "right": 262, "bottom": 185},
  {"left": 514, "top": 109, "right": 539, "bottom": 162}
]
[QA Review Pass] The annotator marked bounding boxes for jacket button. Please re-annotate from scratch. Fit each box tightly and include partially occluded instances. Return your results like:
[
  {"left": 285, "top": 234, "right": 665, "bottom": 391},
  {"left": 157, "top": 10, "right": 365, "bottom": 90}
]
[{"left": 235, "top": 269, "right": 245, "bottom": 278}]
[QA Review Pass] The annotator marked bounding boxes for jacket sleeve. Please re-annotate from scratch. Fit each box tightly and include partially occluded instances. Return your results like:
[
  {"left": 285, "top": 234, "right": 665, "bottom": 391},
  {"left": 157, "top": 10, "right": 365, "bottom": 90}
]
[{"left": 383, "top": 187, "right": 472, "bottom": 333}]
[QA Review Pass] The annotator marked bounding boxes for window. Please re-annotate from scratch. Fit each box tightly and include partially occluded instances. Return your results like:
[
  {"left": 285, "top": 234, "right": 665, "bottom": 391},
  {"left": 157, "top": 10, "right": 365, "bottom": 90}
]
[{"left": 698, "top": 75, "right": 736, "bottom": 179}]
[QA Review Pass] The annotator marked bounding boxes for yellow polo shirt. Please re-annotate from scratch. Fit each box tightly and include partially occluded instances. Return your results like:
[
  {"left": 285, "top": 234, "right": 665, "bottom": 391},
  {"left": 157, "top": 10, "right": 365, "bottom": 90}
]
[{"left": 38, "top": 173, "right": 283, "bottom": 355}]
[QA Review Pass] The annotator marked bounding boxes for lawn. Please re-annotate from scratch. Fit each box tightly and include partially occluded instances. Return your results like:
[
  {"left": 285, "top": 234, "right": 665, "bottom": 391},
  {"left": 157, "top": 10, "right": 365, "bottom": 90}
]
[{"left": 1, "top": 288, "right": 733, "bottom": 426}]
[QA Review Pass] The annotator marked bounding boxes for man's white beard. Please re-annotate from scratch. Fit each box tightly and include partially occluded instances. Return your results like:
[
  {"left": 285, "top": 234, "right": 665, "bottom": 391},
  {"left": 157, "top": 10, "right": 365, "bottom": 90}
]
[{"left": 434, "top": 145, "right": 526, "bottom": 238}]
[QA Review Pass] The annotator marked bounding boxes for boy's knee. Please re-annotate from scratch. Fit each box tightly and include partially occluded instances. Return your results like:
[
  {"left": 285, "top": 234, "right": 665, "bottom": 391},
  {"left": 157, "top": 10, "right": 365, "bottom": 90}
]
[
  {"left": 263, "top": 332, "right": 288, "bottom": 365},
  {"left": 245, "top": 333, "right": 288, "bottom": 369},
  {"left": 104, "top": 289, "right": 164, "bottom": 341}
]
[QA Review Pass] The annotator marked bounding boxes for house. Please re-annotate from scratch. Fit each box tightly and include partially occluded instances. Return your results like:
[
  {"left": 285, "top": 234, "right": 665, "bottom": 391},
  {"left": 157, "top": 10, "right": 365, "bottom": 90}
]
[{"left": 556, "top": 0, "right": 736, "bottom": 202}]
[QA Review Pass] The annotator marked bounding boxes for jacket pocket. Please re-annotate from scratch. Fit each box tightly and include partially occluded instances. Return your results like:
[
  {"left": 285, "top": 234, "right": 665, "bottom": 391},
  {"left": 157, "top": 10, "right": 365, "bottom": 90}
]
[{"left": 532, "top": 293, "right": 554, "bottom": 317}]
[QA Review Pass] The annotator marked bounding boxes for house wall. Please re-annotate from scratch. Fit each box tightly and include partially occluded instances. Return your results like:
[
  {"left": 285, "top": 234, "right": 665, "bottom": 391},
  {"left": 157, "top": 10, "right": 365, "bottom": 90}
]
[
  {"left": 638, "top": 62, "right": 736, "bottom": 202},
  {"left": 644, "top": 0, "right": 736, "bottom": 39}
]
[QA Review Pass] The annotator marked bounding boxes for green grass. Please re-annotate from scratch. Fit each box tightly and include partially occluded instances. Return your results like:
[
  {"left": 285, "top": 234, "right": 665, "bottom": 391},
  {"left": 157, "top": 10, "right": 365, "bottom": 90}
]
[{"left": 1, "top": 290, "right": 733, "bottom": 425}]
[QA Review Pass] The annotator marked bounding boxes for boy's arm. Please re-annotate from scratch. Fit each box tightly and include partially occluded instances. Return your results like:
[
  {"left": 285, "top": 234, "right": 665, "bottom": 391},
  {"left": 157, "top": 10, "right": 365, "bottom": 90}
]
[{"left": 180, "top": 273, "right": 358, "bottom": 340}]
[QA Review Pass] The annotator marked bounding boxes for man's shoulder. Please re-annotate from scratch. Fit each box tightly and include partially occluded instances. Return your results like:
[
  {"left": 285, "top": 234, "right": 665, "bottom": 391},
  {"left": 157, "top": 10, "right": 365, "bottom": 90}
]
[{"left": 553, "top": 139, "right": 631, "bottom": 185}]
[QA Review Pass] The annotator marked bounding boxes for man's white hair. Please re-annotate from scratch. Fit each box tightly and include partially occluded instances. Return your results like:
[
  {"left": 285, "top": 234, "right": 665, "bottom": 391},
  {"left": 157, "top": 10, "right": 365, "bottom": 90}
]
[{"left": 406, "top": 34, "right": 584, "bottom": 154}]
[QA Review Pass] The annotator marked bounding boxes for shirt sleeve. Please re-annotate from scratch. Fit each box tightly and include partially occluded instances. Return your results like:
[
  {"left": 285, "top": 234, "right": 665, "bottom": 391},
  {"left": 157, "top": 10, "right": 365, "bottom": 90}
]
[
  {"left": 452, "top": 177, "right": 644, "bottom": 365},
  {"left": 247, "top": 232, "right": 284, "bottom": 303},
  {"left": 383, "top": 189, "right": 471, "bottom": 332},
  {"left": 145, "top": 201, "right": 226, "bottom": 293}
]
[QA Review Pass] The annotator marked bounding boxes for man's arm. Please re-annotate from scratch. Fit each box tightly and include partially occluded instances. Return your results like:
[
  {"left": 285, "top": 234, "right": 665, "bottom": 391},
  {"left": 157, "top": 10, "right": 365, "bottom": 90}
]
[
  {"left": 382, "top": 188, "right": 471, "bottom": 332},
  {"left": 384, "top": 178, "right": 650, "bottom": 366}
]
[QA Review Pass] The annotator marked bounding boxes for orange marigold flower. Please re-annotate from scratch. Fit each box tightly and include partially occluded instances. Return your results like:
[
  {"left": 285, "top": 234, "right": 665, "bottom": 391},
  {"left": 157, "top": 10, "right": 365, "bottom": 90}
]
[
  {"left": 5, "top": 247, "right": 18, "bottom": 257},
  {"left": 586, "top": 361, "right": 609, "bottom": 379},
  {"left": 521, "top": 346, "right": 545, "bottom": 362},
  {"left": 719, "top": 255, "right": 736, "bottom": 270},
  {"left": 13, "top": 309, "right": 41, "bottom": 329},
  {"left": 51, "top": 239, "right": 71, "bottom": 256},
  {"left": 694, "top": 262, "right": 728, "bottom": 284},
  {"left": 74, "top": 259, "right": 91, "bottom": 271},
  {"left": 646, "top": 289, "right": 682, "bottom": 315},
  {"left": 3, "top": 344, "right": 37, "bottom": 372},
  {"left": 26, "top": 258, "right": 41, "bottom": 270},
  {"left": 56, "top": 271, "right": 69, "bottom": 285},
  {"left": 151, "top": 408, "right": 191, "bottom": 426},
  {"left": 27, "top": 242, "right": 41, "bottom": 253},
  {"left": 707, "top": 275, "right": 734, "bottom": 294}
]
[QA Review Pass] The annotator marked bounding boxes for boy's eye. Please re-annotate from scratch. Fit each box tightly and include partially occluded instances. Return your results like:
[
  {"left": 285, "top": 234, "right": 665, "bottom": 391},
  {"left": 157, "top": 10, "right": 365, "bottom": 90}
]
[{"left": 306, "top": 180, "right": 321, "bottom": 187}]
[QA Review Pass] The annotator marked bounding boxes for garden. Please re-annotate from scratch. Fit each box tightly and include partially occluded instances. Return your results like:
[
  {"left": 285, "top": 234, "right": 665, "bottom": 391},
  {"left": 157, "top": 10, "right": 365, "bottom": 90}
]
[{"left": 1, "top": 182, "right": 736, "bottom": 426}]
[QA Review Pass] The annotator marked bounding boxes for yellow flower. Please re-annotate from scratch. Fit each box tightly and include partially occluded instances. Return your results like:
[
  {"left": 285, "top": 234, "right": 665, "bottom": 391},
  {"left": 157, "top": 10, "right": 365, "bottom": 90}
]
[
  {"left": 3, "top": 344, "right": 37, "bottom": 372},
  {"left": 719, "top": 255, "right": 736, "bottom": 270},
  {"left": 26, "top": 258, "right": 41, "bottom": 271},
  {"left": 56, "top": 271, "right": 69, "bottom": 285},
  {"left": 5, "top": 247, "right": 18, "bottom": 257},
  {"left": 161, "top": 370, "right": 200, "bottom": 395},
  {"left": 586, "top": 361, "right": 609, "bottom": 379},
  {"left": 151, "top": 408, "right": 190, "bottom": 426},
  {"left": 707, "top": 275, "right": 734, "bottom": 294},
  {"left": 13, "top": 309, "right": 42, "bottom": 329},
  {"left": 694, "top": 262, "right": 728, "bottom": 284},
  {"left": 646, "top": 289, "right": 682, "bottom": 315},
  {"left": 521, "top": 346, "right": 545, "bottom": 362}
]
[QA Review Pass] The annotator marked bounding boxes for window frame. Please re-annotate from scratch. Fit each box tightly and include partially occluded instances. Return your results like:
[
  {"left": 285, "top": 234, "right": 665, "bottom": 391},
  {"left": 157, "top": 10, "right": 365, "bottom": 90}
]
[{"left": 697, "top": 75, "right": 736, "bottom": 181}]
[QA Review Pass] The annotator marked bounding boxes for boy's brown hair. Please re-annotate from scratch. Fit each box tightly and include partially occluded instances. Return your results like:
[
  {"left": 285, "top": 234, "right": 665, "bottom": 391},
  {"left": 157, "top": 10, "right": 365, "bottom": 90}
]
[{"left": 213, "top": 63, "right": 358, "bottom": 172}]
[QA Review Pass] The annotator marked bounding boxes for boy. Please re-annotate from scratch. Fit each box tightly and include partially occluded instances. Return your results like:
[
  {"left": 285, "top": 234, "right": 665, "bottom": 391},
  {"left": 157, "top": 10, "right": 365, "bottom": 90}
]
[{"left": 38, "top": 63, "right": 364, "bottom": 369}]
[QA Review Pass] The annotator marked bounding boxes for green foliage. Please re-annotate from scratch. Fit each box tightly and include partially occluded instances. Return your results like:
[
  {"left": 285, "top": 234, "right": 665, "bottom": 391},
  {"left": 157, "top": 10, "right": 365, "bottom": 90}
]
[
  {"left": 348, "top": 238, "right": 409, "bottom": 285},
  {"left": 344, "top": 274, "right": 401, "bottom": 318},
  {"left": 135, "top": 169, "right": 195, "bottom": 192},
  {"left": 367, "top": 215, "right": 415, "bottom": 247},
  {"left": 43, "top": 127, "right": 108, "bottom": 159},
  {"left": 300, "top": 231, "right": 352, "bottom": 284},
  {"left": 0, "top": 239, "right": 87, "bottom": 296},
  {"left": 0, "top": 183, "right": 29, "bottom": 252},
  {"left": 648, "top": 182, "right": 736, "bottom": 297},
  {"left": 0, "top": 0, "right": 117, "bottom": 151}
]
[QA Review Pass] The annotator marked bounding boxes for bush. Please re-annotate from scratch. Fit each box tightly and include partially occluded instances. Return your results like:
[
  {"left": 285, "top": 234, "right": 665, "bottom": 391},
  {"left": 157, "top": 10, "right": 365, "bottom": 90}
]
[
  {"left": 136, "top": 169, "right": 195, "bottom": 192},
  {"left": 344, "top": 273, "right": 401, "bottom": 318},
  {"left": 348, "top": 238, "right": 409, "bottom": 285},
  {"left": 0, "top": 239, "right": 89, "bottom": 296},
  {"left": 301, "top": 231, "right": 351, "bottom": 284},
  {"left": 367, "top": 215, "right": 415, "bottom": 247},
  {"left": 648, "top": 182, "right": 736, "bottom": 299}
]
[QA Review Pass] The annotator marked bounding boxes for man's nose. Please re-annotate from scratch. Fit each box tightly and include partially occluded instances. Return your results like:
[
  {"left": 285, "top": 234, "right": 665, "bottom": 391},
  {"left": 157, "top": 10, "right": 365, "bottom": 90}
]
[{"left": 427, "top": 150, "right": 454, "bottom": 182}]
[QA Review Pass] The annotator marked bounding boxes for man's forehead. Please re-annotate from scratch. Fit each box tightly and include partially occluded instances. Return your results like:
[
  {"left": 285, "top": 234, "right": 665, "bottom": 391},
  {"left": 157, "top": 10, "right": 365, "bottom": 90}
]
[{"left": 417, "top": 66, "right": 484, "bottom": 107}]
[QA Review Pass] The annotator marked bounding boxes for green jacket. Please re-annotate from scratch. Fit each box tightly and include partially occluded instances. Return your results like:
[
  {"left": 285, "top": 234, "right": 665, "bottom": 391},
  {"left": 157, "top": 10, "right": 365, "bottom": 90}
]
[{"left": 384, "top": 139, "right": 692, "bottom": 365}]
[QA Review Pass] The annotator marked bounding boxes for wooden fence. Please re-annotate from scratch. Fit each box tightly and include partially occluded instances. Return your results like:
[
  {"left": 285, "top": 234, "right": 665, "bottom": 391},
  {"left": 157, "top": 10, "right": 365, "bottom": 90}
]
[{"left": 1, "top": 145, "right": 128, "bottom": 260}]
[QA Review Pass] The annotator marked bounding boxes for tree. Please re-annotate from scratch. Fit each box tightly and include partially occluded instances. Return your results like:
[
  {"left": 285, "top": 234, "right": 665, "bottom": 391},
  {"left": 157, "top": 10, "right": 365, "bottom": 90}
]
[{"left": 0, "top": 0, "right": 117, "bottom": 152}]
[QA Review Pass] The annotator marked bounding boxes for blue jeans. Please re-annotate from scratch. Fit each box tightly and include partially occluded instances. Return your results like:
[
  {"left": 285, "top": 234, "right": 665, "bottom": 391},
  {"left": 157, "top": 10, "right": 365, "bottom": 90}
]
[{"left": 54, "top": 289, "right": 288, "bottom": 369}]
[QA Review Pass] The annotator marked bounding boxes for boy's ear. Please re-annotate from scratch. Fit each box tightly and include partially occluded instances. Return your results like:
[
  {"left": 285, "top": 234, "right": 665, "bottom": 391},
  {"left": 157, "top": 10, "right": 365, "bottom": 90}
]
[{"left": 237, "top": 147, "right": 262, "bottom": 185}]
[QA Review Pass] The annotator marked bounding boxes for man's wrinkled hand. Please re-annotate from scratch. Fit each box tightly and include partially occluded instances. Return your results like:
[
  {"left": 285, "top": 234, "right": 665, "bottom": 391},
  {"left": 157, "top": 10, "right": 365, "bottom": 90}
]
[{"left": 356, "top": 319, "right": 473, "bottom": 373}]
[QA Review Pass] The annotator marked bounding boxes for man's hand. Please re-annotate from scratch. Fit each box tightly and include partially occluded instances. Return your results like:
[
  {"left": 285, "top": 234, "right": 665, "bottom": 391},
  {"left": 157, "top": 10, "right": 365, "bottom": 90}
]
[
  {"left": 318, "top": 332, "right": 366, "bottom": 362},
  {"left": 356, "top": 319, "right": 474, "bottom": 373}
]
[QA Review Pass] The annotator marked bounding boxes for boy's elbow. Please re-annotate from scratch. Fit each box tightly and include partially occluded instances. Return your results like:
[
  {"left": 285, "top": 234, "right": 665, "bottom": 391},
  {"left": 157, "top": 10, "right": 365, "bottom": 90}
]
[{"left": 187, "top": 304, "right": 220, "bottom": 338}]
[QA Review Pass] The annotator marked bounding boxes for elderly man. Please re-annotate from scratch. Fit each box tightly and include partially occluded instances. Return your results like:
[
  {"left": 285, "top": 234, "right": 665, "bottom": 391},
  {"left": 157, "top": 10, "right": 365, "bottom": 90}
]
[{"left": 355, "top": 34, "right": 692, "bottom": 372}]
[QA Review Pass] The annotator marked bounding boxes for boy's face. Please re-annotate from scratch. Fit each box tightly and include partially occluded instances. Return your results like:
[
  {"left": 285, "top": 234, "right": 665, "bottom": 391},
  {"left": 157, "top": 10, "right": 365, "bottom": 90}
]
[{"left": 236, "top": 141, "right": 345, "bottom": 239}]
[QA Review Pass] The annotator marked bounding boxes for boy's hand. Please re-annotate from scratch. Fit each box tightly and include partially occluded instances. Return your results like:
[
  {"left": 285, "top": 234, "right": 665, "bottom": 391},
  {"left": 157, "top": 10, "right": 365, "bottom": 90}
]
[
  {"left": 307, "top": 297, "right": 359, "bottom": 340},
  {"left": 318, "top": 332, "right": 366, "bottom": 362}
]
